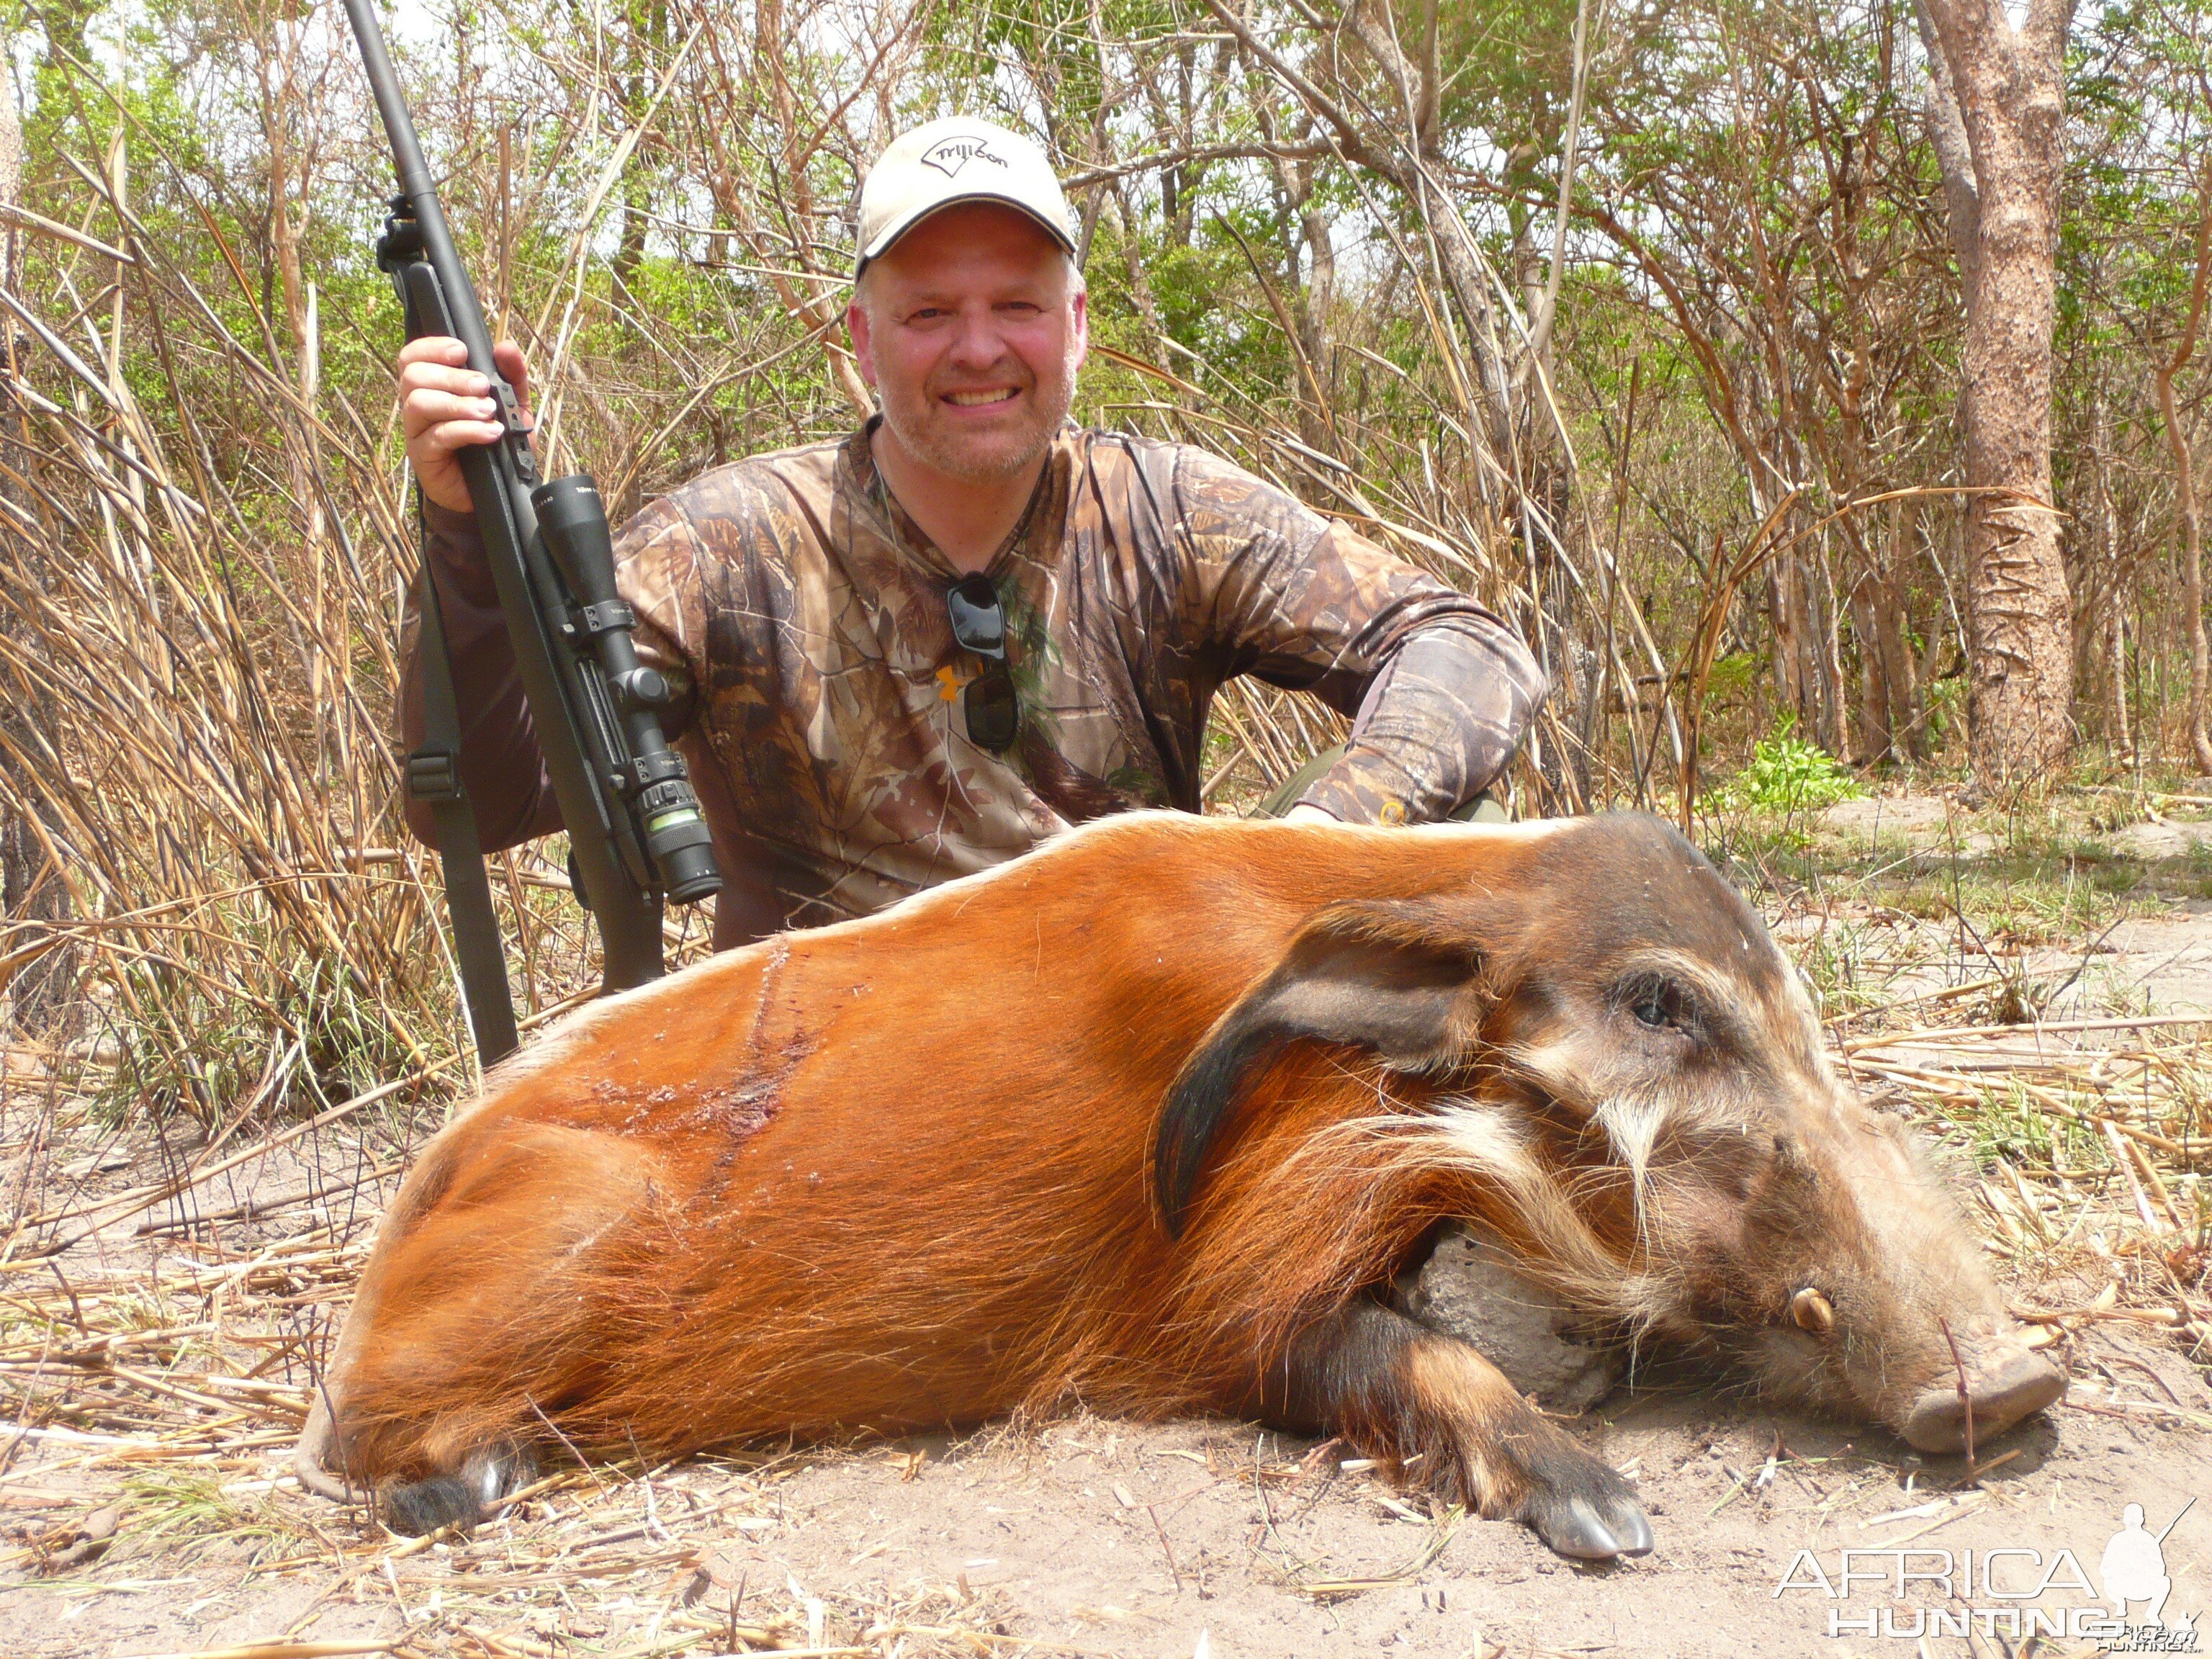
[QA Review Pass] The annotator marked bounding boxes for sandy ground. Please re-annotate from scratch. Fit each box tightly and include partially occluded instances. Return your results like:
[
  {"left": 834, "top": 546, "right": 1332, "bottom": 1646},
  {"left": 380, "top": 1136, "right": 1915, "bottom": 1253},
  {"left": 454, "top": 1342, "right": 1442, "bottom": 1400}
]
[
  {"left": 6, "top": 793, "right": 2211, "bottom": 1658},
  {"left": 6, "top": 1339, "right": 2207, "bottom": 1659}
]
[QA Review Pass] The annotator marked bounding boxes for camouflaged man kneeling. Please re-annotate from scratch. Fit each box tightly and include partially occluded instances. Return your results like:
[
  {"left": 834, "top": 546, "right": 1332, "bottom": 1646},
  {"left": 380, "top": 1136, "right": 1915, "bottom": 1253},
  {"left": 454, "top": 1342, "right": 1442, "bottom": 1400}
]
[{"left": 391, "top": 117, "right": 1544, "bottom": 943}]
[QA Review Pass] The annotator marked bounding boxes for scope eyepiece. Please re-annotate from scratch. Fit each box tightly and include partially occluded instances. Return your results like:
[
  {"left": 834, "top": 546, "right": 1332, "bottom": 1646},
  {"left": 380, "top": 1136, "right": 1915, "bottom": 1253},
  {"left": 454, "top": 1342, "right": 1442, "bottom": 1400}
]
[
  {"left": 649, "top": 813, "right": 721, "bottom": 905},
  {"left": 630, "top": 763, "right": 721, "bottom": 907}
]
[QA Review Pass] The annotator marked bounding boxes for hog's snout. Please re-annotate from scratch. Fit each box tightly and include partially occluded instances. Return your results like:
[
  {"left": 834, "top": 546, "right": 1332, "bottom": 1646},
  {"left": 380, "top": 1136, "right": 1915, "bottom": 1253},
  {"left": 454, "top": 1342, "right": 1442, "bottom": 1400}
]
[{"left": 1899, "top": 1336, "right": 2066, "bottom": 1454}]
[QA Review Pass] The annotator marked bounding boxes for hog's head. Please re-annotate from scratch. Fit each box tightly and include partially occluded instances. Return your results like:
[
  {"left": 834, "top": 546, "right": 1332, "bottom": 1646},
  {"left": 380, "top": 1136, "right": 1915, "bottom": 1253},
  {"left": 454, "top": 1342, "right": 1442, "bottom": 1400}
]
[
  {"left": 1468, "top": 814, "right": 2066, "bottom": 1450},
  {"left": 1156, "top": 811, "right": 2065, "bottom": 1452}
]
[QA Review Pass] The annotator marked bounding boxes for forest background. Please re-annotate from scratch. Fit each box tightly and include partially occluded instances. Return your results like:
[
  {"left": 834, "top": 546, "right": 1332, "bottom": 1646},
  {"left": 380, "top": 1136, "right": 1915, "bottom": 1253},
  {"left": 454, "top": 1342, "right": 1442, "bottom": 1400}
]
[{"left": 0, "top": 0, "right": 2208, "bottom": 1108}]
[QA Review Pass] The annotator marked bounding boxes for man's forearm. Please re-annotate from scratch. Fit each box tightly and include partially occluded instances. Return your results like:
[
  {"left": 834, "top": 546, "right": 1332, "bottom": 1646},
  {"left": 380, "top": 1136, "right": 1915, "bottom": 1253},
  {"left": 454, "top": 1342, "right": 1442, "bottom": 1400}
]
[
  {"left": 1295, "top": 615, "right": 1547, "bottom": 824},
  {"left": 397, "top": 500, "right": 562, "bottom": 850}
]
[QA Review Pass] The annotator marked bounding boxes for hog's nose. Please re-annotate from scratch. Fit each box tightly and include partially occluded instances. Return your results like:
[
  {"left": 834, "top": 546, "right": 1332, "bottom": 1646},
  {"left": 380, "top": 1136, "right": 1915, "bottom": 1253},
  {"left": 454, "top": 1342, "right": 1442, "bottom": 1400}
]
[{"left": 1900, "top": 1344, "right": 2067, "bottom": 1454}]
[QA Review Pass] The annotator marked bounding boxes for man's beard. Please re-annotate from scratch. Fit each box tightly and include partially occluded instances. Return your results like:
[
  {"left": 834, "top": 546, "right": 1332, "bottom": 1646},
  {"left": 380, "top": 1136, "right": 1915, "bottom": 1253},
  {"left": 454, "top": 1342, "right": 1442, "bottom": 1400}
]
[{"left": 878, "top": 345, "right": 1079, "bottom": 483}]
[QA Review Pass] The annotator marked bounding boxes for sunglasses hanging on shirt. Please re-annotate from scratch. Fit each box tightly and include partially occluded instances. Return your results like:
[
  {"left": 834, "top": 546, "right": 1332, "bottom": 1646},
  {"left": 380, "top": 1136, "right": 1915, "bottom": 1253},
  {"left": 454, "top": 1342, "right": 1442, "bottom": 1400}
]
[{"left": 945, "top": 574, "right": 1020, "bottom": 752}]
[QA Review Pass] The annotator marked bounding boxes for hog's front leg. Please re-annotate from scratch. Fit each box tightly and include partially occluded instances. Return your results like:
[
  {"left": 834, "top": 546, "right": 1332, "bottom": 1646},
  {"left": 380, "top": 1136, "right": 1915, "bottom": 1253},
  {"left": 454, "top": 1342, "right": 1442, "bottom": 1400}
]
[{"left": 1261, "top": 1296, "right": 1653, "bottom": 1561}]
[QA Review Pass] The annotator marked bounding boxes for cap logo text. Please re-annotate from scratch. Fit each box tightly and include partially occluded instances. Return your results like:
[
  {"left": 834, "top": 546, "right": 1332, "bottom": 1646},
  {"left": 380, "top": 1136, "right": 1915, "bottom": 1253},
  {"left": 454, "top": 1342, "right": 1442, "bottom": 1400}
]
[{"left": 920, "top": 136, "right": 1010, "bottom": 179}]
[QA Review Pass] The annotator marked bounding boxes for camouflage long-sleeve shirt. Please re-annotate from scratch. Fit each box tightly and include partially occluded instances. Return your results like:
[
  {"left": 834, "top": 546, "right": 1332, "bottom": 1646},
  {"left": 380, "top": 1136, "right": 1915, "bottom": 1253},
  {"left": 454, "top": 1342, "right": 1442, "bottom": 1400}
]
[{"left": 400, "top": 422, "right": 1545, "bottom": 949}]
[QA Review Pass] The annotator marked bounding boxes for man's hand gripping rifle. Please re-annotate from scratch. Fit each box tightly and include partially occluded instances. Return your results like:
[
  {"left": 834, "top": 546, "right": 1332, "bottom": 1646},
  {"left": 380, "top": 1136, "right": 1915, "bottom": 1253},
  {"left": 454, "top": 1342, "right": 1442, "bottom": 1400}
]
[{"left": 344, "top": 0, "right": 720, "bottom": 1064}]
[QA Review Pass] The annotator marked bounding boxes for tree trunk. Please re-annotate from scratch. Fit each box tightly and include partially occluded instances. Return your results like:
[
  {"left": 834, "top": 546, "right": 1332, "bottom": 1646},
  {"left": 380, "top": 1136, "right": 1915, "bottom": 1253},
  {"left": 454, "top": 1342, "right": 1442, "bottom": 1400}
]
[
  {"left": 1767, "top": 558, "right": 1804, "bottom": 731},
  {"left": 1876, "top": 505, "right": 1930, "bottom": 761},
  {"left": 1917, "top": 0, "right": 2077, "bottom": 786},
  {"left": 1768, "top": 547, "right": 1835, "bottom": 744},
  {"left": 1852, "top": 507, "right": 1927, "bottom": 768},
  {"left": 1850, "top": 575, "right": 1893, "bottom": 763},
  {"left": 2105, "top": 554, "right": 2134, "bottom": 766},
  {"left": 1813, "top": 543, "right": 1849, "bottom": 760},
  {"left": 2157, "top": 159, "right": 2212, "bottom": 775},
  {"left": 2084, "top": 387, "right": 2136, "bottom": 763}
]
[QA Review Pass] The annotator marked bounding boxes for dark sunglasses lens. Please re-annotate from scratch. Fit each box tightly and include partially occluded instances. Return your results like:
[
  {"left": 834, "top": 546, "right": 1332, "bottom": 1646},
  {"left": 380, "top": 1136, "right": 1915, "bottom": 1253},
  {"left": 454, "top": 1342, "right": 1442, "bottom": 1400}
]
[
  {"left": 946, "top": 577, "right": 1007, "bottom": 655},
  {"left": 965, "top": 667, "right": 1019, "bottom": 750}
]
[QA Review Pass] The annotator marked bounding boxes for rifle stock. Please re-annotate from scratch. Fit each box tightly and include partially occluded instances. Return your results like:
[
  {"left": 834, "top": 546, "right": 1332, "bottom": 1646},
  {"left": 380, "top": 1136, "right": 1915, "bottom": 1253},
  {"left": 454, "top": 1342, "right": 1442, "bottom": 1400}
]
[{"left": 343, "top": 0, "right": 720, "bottom": 1057}]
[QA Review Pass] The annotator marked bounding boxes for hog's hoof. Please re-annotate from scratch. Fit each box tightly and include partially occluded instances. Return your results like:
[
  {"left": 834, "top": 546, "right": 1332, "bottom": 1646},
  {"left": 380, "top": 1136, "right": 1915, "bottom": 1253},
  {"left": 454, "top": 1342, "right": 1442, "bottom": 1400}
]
[
  {"left": 1519, "top": 1454, "right": 1653, "bottom": 1561},
  {"left": 381, "top": 1442, "right": 538, "bottom": 1537}
]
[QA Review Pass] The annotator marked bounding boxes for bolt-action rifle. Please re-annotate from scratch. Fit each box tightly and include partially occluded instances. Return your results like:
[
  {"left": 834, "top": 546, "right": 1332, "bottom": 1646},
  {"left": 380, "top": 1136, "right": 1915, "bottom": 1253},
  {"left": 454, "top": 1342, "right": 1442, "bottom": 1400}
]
[{"left": 343, "top": 0, "right": 721, "bottom": 1066}]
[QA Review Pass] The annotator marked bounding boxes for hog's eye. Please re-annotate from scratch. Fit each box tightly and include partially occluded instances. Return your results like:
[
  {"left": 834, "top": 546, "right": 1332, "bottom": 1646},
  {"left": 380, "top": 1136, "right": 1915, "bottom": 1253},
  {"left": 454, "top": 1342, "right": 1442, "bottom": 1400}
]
[{"left": 1618, "top": 973, "right": 1693, "bottom": 1035}]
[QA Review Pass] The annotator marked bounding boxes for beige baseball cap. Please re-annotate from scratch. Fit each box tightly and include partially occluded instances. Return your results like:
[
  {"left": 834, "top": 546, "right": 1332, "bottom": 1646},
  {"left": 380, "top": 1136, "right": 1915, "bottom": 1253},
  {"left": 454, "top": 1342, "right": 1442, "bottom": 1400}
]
[{"left": 855, "top": 117, "right": 1074, "bottom": 273}]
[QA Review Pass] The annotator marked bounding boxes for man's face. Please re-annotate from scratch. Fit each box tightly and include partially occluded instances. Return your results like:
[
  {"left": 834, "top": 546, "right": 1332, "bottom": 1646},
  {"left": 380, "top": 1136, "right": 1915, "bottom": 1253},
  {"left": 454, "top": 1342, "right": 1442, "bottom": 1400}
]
[{"left": 848, "top": 202, "right": 1087, "bottom": 484}]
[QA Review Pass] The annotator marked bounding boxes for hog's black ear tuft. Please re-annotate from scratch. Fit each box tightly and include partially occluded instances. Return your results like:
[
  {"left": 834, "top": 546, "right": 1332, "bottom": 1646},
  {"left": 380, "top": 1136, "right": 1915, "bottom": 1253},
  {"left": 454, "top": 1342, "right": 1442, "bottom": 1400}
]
[{"left": 1150, "top": 899, "right": 1488, "bottom": 1238}]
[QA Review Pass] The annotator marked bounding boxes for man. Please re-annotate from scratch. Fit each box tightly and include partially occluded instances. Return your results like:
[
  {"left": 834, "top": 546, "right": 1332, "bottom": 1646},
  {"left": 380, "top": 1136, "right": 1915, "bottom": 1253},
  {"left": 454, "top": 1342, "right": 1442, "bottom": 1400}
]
[{"left": 397, "top": 117, "right": 1545, "bottom": 950}]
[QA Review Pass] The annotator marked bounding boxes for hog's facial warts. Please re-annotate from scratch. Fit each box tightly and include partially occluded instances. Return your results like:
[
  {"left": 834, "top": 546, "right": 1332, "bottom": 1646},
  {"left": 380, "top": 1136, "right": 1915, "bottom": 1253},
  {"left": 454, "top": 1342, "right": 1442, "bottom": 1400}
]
[
  {"left": 1155, "top": 814, "right": 2064, "bottom": 1454},
  {"left": 1687, "top": 1107, "right": 2066, "bottom": 1455}
]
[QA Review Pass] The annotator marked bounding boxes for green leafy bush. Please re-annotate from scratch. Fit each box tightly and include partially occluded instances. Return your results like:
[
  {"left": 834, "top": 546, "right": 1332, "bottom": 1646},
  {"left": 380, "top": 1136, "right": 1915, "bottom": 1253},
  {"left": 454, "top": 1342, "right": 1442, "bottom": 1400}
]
[
  {"left": 1702, "top": 651, "right": 1762, "bottom": 709},
  {"left": 1925, "top": 678, "right": 1966, "bottom": 749},
  {"left": 1712, "top": 718, "right": 1867, "bottom": 814}
]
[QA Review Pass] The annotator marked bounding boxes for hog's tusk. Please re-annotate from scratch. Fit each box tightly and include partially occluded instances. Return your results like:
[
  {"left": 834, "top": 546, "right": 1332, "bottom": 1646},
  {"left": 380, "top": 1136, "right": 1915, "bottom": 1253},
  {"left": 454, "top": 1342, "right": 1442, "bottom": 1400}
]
[{"left": 1791, "top": 1287, "right": 1835, "bottom": 1334}]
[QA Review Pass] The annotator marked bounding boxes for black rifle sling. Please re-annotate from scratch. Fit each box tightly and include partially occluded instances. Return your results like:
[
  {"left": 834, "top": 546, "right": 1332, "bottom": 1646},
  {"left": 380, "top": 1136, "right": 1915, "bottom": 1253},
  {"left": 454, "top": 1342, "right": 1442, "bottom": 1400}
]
[{"left": 408, "top": 530, "right": 522, "bottom": 1066}]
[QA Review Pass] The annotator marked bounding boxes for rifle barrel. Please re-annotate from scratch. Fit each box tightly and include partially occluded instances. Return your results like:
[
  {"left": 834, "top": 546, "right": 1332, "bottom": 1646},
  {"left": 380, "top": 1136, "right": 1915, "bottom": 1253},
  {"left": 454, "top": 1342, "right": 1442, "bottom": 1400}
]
[
  {"left": 342, "top": 0, "right": 503, "bottom": 405},
  {"left": 2156, "top": 1495, "right": 2196, "bottom": 1545},
  {"left": 341, "top": 0, "right": 689, "bottom": 994}
]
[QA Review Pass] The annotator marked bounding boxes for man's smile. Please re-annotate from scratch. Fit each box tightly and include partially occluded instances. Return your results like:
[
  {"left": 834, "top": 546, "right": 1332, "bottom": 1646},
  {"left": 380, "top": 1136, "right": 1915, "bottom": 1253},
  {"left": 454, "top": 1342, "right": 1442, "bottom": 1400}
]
[{"left": 943, "top": 387, "right": 1020, "bottom": 407}]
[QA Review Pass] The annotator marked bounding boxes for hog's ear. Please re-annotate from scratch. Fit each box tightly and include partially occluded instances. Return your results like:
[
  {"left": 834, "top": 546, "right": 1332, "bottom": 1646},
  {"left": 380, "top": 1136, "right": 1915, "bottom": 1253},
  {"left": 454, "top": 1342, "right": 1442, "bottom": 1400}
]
[{"left": 1150, "top": 899, "right": 1488, "bottom": 1238}]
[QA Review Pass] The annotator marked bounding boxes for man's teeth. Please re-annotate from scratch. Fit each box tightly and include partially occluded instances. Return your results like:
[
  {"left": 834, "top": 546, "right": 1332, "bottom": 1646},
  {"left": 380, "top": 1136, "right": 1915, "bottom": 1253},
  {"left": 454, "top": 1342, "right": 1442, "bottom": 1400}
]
[{"left": 945, "top": 389, "right": 1017, "bottom": 406}]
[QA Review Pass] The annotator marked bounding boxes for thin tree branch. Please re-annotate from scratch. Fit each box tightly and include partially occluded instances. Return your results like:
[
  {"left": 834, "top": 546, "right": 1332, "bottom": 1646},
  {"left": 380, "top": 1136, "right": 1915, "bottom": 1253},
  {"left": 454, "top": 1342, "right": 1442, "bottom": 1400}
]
[
  {"left": 1061, "top": 140, "right": 1334, "bottom": 192},
  {"left": 1524, "top": 0, "right": 1600, "bottom": 367}
]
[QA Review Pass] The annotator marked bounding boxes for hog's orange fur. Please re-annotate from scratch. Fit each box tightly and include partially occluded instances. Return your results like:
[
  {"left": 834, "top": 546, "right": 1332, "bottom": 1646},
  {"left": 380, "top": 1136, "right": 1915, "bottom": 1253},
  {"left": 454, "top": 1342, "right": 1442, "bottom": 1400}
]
[{"left": 322, "top": 814, "right": 1555, "bottom": 1485}]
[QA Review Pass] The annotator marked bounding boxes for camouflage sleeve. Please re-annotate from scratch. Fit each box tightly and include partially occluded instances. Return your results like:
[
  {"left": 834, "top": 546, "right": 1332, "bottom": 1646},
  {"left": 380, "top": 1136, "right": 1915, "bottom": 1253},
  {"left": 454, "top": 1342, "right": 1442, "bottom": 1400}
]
[
  {"left": 1298, "top": 582, "right": 1547, "bottom": 825},
  {"left": 395, "top": 494, "right": 703, "bottom": 851},
  {"left": 1175, "top": 450, "right": 1545, "bottom": 825}
]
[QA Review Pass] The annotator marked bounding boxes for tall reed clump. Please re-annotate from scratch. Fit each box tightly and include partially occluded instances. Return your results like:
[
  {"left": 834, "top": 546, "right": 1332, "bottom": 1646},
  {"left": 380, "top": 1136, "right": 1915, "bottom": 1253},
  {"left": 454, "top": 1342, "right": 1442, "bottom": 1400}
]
[{"left": 0, "top": 133, "right": 593, "bottom": 1128}]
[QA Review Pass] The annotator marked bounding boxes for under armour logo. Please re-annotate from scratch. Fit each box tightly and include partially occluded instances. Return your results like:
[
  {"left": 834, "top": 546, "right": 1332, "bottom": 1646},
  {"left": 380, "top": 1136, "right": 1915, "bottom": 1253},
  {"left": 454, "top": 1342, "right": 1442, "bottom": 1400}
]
[{"left": 920, "top": 135, "right": 1010, "bottom": 179}]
